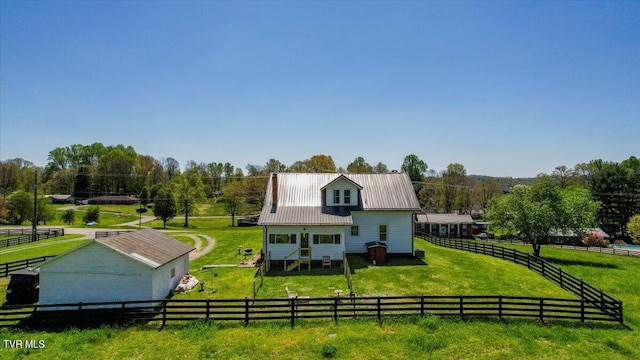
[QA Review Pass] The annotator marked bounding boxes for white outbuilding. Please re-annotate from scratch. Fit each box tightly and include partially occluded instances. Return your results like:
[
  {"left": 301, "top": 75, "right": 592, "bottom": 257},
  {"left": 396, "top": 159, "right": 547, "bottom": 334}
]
[{"left": 38, "top": 229, "right": 194, "bottom": 308}]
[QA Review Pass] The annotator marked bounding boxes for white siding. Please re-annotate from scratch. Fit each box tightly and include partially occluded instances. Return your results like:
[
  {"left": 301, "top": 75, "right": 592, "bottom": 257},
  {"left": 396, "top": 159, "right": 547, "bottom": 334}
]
[
  {"left": 151, "top": 255, "right": 190, "bottom": 300},
  {"left": 346, "top": 211, "right": 414, "bottom": 254},
  {"left": 39, "top": 242, "right": 191, "bottom": 308},
  {"left": 264, "top": 225, "right": 346, "bottom": 260},
  {"left": 325, "top": 178, "right": 359, "bottom": 206},
  {"left": 39, "top": 243, "right": 152, "bottom": 307}
]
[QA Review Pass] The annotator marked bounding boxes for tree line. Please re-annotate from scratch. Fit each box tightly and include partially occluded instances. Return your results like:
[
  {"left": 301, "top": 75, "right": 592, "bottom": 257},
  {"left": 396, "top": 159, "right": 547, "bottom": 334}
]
[{"left": 0, "top": 143, "right": 638, "bottom": 242}]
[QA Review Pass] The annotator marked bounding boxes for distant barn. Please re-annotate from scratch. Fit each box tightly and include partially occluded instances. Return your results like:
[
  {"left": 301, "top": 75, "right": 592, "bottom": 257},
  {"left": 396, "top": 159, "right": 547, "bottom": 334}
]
[{"left": 38, "top": 229, "right": 194, "bottom": 308}]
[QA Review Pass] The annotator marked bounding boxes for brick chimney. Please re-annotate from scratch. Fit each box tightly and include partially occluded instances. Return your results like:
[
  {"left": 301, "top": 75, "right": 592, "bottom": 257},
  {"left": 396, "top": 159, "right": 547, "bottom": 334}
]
[{"left": 271, "top": 173, "right": 278, "bottom": 207}]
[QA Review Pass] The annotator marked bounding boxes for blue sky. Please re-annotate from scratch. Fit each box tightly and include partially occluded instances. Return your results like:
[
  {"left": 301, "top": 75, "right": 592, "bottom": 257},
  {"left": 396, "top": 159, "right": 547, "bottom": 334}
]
[{"left": 1, "top": 1, "right": 638, "bottom": 177}]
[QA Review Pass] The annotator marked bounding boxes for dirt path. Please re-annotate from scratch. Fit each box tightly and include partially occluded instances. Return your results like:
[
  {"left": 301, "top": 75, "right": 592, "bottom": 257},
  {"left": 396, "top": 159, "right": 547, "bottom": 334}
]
[{"left": 183, "top": 234, "right": 216, "bottom": 260}]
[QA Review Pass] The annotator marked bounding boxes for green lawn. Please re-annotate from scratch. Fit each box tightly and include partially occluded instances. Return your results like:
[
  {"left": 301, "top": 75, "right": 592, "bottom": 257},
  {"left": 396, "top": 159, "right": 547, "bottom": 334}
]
[
  {"left": 44, "top": 204, "right": 139, "bottom": 227},
  {"left": 1, "top": 222, "right": 639, "bottom": 359},
  {"left": 0, "top": 234, "right": 89, "bottom": 263}
]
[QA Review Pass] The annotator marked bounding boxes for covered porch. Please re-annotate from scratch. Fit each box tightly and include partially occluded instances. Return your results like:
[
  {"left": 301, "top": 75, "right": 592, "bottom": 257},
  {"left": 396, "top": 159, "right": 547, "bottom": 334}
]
[
  {"left": 263, "top": 226, "right": 347, "bottom": 271},
  {"left": 415, "top": 213, "right": 474, "bottom": 238}
]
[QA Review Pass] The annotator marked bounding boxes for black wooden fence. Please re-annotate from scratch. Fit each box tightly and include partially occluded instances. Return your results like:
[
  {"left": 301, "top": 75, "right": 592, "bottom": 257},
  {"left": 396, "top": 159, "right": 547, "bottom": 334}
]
[
  {"left": 0, "top": 228, "right": 65, "bottom": 248},
  {"left": 1, "top": 256, "right": 57, "bottom": 277},
  {"left": 416, "top": 232, "right": 623, "bottom": 323},
  {"left": 94, "top": 230, "right": 134, "bottom": 239},
  {"left": 0, "top": 294, "right": 623, "bottom": 329}
]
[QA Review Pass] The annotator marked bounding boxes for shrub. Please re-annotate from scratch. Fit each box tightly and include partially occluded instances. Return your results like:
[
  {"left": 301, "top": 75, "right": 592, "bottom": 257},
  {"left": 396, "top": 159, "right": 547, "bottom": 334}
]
[
  {"left": 320, "top": 343, "right": 338, "bottom": 358},
  {"left": 61, "top": 209, "right": 75, "bottom": 225},
  {"left": 82, "top": 205, "right": 100, "bottom": 223},
  {"left": 582, "top": 232, "right": 610, "bottom": 248}
]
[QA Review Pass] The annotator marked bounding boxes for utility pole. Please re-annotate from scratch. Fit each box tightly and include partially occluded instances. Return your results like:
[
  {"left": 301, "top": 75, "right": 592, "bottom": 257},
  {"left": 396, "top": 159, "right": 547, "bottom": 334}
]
[{"left": 32, "top": 171, "right": 37, "bottom": 241}]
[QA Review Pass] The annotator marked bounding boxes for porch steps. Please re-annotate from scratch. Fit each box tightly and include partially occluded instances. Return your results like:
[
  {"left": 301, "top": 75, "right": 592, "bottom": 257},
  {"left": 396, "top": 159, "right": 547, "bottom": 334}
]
[{"left": 284, "top": 258, "right": 311, "bottom": 272}]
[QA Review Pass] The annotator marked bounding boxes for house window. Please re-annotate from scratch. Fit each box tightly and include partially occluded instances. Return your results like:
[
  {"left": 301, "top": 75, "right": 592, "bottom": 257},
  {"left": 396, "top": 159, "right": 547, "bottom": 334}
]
[
  {"left": 170, "top": 267, "right": 176, "bottom": 278},
  {"left": 351, "top": 225, "right": 359, "bottom": 236},
  {"left": 269, "top": 234, "right": 297, "bottom": 244},
  {"left": 333, "top": 190, "right": 340, "bottom": 204},
  {"left": 379, "top": 225, "right": 388, "bottom": 241},
  {"left": 313, "top": 234, "right": 341, "bottom": 244},
  {"left": 344, "top": 189, "right": 351, "bottom": 204}
]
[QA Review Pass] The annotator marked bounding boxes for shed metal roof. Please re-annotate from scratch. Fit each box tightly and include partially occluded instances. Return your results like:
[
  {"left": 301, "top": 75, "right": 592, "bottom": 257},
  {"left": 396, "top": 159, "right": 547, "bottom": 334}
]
[
  {"left": 258, "top": 173, "right": 420, "bottom": 226},
  {"left": 96, "top": 229, "right": 195, "bottom": 268}
]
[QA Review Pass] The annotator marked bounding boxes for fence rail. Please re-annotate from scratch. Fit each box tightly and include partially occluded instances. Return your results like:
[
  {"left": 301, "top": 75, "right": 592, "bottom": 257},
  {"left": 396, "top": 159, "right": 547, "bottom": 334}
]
[
  {"left": 0, "top": 294, "right": 623, "bottom": 329},
  {"left": 94, "top": 230, "right": 134, "bottom": 239},
  {"left": 481, "top": 238, "right": 640, "bottom": 257},
  {"left": 416, "top": 232, "right": 623, "bottom": 323},
  {"left": 0, "top": 228, "right": 65, "bottom": 248},
  {"left": 1, "top": 256, "right": 57, "bottom": 277}
]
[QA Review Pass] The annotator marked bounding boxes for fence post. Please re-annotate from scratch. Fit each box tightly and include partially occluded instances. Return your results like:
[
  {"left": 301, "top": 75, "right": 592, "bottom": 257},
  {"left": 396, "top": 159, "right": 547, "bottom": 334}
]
[
  {"left": 245, "top": 297, "right": 250, "bottom": 327},
  {"left": 580, "top": 298, "right": 585, "bottom": 323},
  {"left": 539, "top": 298, "right": 544, "bottom": 322},
  {"left": 420, "top": 295, "right": 425, "bottom": 318},
  {"left": 290, "top": 299, "right": 295, "bottom": 329},
  {"left": 120, "top": 302, "right": 125, "bottom": 324},
  {"left": 559, "top": 268, "right": 563, "bottom": 288},
  {"left": 541, "top": 260, "right": 545, "bottom": 277},
  {"left": 162, "top": 301, "right": 167, "bottom": 327},
  {"left": 527, "top": 255, "right": 530, "bottom": 269},
  {"left": 459, "top": 297, "right": 464, "bottom": 320},
  {"left": 618, "top": 300, "right": 624, "bottom": 325},
  {"left": 206, "top": 299, "right": 210, "bottom": 320},
  {"left": 377, "top": 297, "right": 382, "bottom": 325},
  {"left": 78, "top": 302, "right": 82, "bottom": 326},
  {"left": 334, "top": 298, "right": 339, "bottom": 323},
  {"left": 580, "top": 280, "right": 584, "bottom": 300},
  {"left": 498, "top": 296, "right": 502, "bottom": 320}
]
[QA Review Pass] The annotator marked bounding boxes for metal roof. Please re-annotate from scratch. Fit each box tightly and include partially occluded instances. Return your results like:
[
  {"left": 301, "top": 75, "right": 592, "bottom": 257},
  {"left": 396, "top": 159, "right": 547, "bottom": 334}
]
[
  {"left": 258, "top": 173, "right": 420, "bottom": 226},
  {"left": 96, "top": 229, "right": 195, "bottom": 268},
  {"left": 415, "top": 213, "right": 474, "bottom": 224}
]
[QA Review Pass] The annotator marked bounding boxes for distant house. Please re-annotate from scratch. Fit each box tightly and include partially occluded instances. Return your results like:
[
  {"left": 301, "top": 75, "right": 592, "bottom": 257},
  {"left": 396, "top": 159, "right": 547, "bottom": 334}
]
[
  {"left": 553, "top": 228, "right": 610, "bottom": 245},
  {"left": 87, "top": 195, "right": 138, "bottom": 205},
  {"left": 45, "top": 194, "right": 74, "bottom": 204},
  {"left": 258, "top": 173, "right": 421, "bottom": 270},
  {"left": 38, "top": 229, "right": 194, "bottom": 308},
  {"left": 414, "top": 213, "right": 474, "bottom": 238}
]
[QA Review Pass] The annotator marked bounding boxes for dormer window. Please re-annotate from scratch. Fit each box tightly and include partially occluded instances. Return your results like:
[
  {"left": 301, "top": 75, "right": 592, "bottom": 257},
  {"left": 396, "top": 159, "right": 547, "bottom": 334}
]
[{"left": 322, "top": 175, "right": 363, "bottom": 207}]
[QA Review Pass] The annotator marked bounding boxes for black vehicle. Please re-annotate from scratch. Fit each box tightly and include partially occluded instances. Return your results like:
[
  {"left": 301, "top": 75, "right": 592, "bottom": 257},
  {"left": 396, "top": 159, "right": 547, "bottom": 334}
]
[
  {"left": 6, "top": 267, "right": 39, "bottom": 304},
  {"left": 237, "top": 215, "right": 259, "bottom": 227}
]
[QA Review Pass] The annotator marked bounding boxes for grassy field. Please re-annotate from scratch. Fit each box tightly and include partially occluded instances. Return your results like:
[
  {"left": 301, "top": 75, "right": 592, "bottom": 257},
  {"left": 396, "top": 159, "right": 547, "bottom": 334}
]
[
  {"left": 0, "top": 235, "right": 89, "bottom": 264},
  {"left": 1, "top": 220, "right": 639, "bottom": 359}
]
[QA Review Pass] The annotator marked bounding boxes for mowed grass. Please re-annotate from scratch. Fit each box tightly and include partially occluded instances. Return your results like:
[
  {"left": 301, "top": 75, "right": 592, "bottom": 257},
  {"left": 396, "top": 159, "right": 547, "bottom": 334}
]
[
  {"left": 488, "top": 241, "right": 640, "bottom": 329},
  {"left": 348, "top": 240, "right": 572, "bottom": 298},
  {"left": 0, "top": 235, "right": 89, "bottom": 264},
  {"left": 1, "top": 221, "right": 639, "bottom": 359}
]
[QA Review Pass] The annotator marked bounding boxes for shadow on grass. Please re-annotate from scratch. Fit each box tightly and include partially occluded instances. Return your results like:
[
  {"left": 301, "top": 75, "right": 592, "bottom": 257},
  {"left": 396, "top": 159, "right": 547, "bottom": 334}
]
[
  {"left": 265, "top": 268, "right": 345, "bottom": 277},
  {"left": 347, "top": 255, "right": 428, "bottom": 273},
  {"left": 542, "top": 257, "right": 619, "bottom": 269}
]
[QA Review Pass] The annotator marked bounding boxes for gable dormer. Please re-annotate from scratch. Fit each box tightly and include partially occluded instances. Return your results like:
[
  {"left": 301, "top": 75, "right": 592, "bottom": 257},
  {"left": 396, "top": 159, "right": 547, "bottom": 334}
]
[{"left": 321, "top": 175, "right": 363, "bottom": 207}]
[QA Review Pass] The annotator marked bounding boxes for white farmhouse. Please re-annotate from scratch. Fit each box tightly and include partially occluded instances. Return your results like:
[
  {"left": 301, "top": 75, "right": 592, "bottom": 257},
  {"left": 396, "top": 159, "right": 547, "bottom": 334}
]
[
  {"left": 38, "top": 229, "right": 194, "bottom": 308},
  {"left": 258, "top": 173, "right": 421, "bottom": 270}
]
